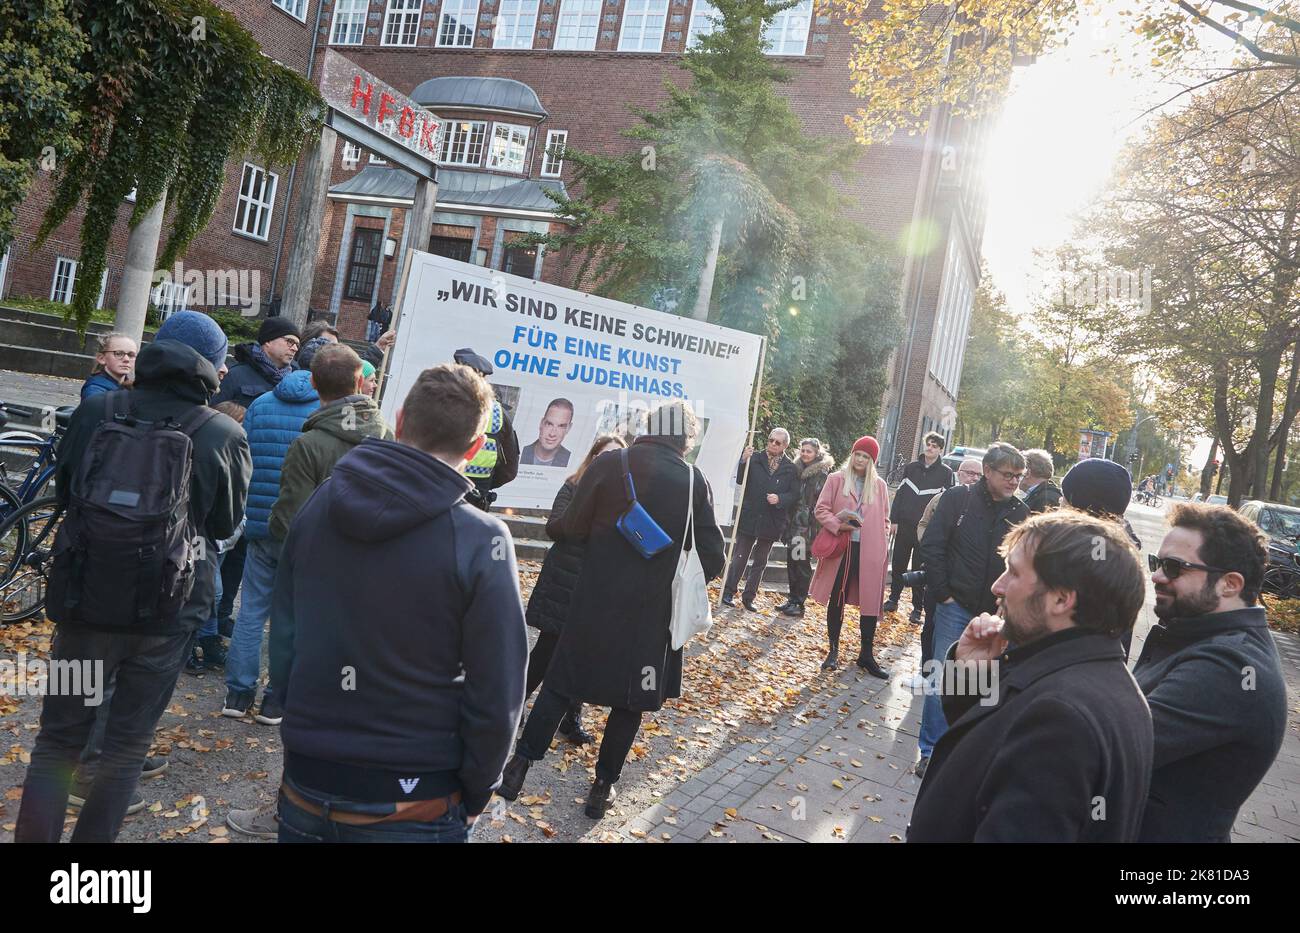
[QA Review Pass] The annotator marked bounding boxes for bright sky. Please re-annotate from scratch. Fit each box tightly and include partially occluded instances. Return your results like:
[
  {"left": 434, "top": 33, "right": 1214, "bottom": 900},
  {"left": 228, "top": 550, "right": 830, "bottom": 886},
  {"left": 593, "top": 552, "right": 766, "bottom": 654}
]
[{"left": 980, "top": 6, "right": 1228, "bottom": 468}]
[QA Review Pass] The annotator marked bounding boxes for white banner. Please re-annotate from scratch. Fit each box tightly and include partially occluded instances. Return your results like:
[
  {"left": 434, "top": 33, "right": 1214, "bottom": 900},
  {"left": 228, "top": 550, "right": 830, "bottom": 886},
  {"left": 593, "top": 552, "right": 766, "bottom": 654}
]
[{"left": 381, "top": 251, "right": 764, "bottom": 523}]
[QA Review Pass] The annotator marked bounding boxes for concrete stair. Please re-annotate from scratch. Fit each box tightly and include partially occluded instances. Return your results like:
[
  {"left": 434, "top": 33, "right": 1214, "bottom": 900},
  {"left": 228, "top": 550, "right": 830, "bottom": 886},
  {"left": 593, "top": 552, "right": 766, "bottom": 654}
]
[{"left": 0, "top": 305, "right": 126, "bottom": 379}]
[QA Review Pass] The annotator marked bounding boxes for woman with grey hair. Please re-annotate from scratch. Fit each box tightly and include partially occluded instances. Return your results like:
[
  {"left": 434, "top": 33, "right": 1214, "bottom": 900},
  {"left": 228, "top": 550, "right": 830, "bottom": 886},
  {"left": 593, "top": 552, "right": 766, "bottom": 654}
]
[{"left": 777, "top": 437, "right": 836, "bottom": 618}]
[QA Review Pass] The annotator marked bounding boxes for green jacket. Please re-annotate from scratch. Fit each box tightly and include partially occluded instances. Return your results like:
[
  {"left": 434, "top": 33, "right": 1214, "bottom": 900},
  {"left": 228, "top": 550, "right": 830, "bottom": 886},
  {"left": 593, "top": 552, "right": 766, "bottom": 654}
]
[{"left": 270, "top": 394, "right": 393, "bottom": 540}]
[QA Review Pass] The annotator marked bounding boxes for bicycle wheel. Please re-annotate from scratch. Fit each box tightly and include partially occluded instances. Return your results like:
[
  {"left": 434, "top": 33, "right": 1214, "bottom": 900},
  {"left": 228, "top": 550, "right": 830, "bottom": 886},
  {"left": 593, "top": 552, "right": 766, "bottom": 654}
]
[
  {"left": 0, "top": 496, "right": 63, "bottom": 623},
  {"left": 0, "top": 481, "right": 23, "bottom": 579},
  {"left": 0, "top": 433, "right": 52, "bottom": 501},
  {"left": 1262, "top": 565, "right": 1300, "bottom": 602}
]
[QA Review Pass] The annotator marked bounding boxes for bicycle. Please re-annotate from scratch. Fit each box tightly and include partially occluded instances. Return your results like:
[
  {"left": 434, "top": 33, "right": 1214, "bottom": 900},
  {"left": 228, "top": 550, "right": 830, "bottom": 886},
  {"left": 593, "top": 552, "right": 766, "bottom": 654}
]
[
  {"left": 0, "top": 400, "right": 74, "bottom": 509},
  {"left": 1262, "top": 561, "right": 1300, "bottom": 605},
  {"left": 0, "top": 496, "right": 63, "bottom": 623}
]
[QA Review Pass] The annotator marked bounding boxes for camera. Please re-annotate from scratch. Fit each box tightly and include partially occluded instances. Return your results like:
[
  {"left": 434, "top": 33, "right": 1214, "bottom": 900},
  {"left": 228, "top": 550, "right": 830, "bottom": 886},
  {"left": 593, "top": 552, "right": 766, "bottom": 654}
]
[{"left": 901, "top": 569, "right": 927, "bottom": 586}]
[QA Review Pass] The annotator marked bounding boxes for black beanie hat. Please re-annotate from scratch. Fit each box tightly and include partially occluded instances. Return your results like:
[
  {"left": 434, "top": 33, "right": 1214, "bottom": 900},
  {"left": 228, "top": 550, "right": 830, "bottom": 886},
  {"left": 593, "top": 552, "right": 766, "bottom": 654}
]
[
  {"left": 258, "top": 317, "right": 300, "bottom": 345},
  {"left": 1061, "top": 458, "right": 1132, "bottom": 517}
]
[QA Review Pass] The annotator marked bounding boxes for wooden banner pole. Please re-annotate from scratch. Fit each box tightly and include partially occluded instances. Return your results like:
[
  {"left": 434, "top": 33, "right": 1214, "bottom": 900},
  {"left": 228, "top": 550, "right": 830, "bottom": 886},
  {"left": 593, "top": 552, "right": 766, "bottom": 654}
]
[{"left": 716, "top": 336, "right": 768, "bottom": 610}]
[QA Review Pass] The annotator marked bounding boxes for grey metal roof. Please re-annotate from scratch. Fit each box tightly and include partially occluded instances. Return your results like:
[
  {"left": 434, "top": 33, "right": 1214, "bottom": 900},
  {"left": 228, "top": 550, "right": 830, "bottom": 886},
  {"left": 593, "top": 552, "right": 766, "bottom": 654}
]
[
  {"left": 329, "top": 165, "right": 568, "bottom": 216},
  {"left": 410, "top": 77, "right": 547, "bottom": 119}
]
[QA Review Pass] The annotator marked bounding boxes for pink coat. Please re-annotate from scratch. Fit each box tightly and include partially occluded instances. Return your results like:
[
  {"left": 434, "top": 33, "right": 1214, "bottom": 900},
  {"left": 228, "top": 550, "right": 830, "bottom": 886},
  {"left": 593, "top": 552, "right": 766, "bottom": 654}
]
[{"left": 807, "top": 470, "right": 890, "bottom": 614}]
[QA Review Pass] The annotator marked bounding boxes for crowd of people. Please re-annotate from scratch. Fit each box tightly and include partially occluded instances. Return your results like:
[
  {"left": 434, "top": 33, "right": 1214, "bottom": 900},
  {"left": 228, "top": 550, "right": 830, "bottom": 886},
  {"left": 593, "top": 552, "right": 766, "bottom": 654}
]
[{"left": 7, "top": 312, "right": 1292, "bottom": 844}]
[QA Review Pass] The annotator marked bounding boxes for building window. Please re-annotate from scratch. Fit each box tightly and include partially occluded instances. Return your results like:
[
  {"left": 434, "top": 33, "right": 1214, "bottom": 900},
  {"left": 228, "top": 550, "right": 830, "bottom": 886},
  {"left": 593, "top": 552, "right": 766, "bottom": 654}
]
[
  {"left": 151, "top": 280, "right": 191, "bottom": 320},
  {"left": 687, "top": 0, "right": 719, "bottom": 47},
  {"left": 330, "top": 0, "right": 368, "bottom": 44},
  {"left": 618, "top": 0, "right": 668, "bottom": 52},
  {"left": 342, "top": 142, "right": 361, "bottom": 166},
  {"left": 554, "top": 0, "right": 601, "bottom": 50},
  {"left": 50, "top": 257, "right": 77, "bottom": 304},
  {"left": 763, "top": 0, "right": 811, "bottom": 55},
  {"left": 438, "top": 0, "right": 478, "bottom": 47},
  {"left": 501, "top": 233, "right": 538, "bottom": 277},
  {"left": 96, "top": 269, "right": 108, "bottom": 309},
  {"left": 494, "top": 0, "right": 539, "bottom": 48},
  {"left": 440, "top": 120, "right": 488, "bottom": 166},
  {"left": 369, "top": 152, "right": 388, "bottom": 165},
  {"left": 345, "top": 227, "right": 384, "bottom": 301},
  {"left": 233, "top": 162, "right": 278, "bottom": 240},
  {"left": 540, "top": 129, "right": 567, "bottom": 177},
  {"left": 273, "top": 0, "right": 308, "bottom": 20},
  {"left": 927, "top": 234, "right": 974, "bottom": 395},
  {"left": 383, "top": 0, "right": 422, "bottom": 45},
  {"left": 429, "top": 235, "right": 474, "bottom": 263},
  {"left": 488, "top": 122, "right": 529, "bottom": 173}
]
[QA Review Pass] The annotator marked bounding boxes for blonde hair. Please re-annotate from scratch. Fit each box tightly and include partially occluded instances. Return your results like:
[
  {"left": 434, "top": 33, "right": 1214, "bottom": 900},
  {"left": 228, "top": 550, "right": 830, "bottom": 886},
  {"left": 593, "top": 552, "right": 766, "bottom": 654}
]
[
  {"left": 90, "top": 332, "right": 136, "bottom": 377},
  {"left": 838, "top": 450, "right": 879, "bottom": 505}
]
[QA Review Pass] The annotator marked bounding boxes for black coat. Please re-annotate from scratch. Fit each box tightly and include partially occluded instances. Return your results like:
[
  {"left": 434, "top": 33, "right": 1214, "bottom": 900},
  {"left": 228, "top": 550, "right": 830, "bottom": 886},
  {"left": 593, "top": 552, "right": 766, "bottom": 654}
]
[
  {"left": 889, "top": 457, "right": 954, "bottom": 529},
  {"left": 918, "top": 479, "right": 1029, "bottom": 615},
  {"left": 909, "top": 630, "right": 1154, "bottom": 842},
  {"left": 735, "top": 451, "right": 799, "bottom": 541},
  {"left": 210, "top": 343, "right": 282, "bottom": 407},
  {"left": 1022, "top": 479, "right": 1062, "bottom": 513},
  {"left": 1133, "top": 606, "right": 1287, "bottom": 842},
  {"left": 525, "top": 481, "right": 583, "bottom": 634},
  {"left": 543, "top": 436, "right": 726, "bottom": 712},
  {"left": 271, "top": 437, "right": 527, "bottom": 814},
  {"left": 786, "top": 452, "right": 835, "bottom": 546}
]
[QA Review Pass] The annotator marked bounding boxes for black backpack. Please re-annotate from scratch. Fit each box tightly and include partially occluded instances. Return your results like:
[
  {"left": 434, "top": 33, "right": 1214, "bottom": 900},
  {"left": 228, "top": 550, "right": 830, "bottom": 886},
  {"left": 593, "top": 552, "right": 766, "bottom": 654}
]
[{"left": 47, "top": 393, "right": 217, "bottom": 630}]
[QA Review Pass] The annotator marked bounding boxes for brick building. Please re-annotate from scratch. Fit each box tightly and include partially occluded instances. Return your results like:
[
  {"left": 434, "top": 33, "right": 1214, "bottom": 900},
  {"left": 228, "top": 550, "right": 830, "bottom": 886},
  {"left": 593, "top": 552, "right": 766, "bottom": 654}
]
[{"left": 1, "top": 0, "right": 990, "bottom": 464}]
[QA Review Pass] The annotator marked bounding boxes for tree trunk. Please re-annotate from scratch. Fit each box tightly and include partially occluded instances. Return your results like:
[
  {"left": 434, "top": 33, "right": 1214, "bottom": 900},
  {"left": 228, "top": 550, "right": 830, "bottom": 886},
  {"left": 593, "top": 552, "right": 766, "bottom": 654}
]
[
  {"left": 115, "top": 190, "right": 168, "bottom": 345},
  {"left": 691, "top": 216, "right": 724, "bottom": 322},
  {"left": 1200, "top": 437, "right": 1218, "bottom": 498},
  {"left": 1269, "top": 341, "right": 1300, "bottom": 500},
  {"left": 1043, "top": 424, "right": 1054, "bottom": 452}
]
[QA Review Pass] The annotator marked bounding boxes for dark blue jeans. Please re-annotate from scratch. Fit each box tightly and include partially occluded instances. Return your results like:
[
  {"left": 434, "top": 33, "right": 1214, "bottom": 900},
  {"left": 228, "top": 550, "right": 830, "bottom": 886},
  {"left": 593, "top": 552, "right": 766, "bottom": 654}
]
[
  {"left": 16, "top": 625, "right": 192, "bottom": 842},
  {"left": 276, "top": 776, "right": 469, "bottom": 843}
]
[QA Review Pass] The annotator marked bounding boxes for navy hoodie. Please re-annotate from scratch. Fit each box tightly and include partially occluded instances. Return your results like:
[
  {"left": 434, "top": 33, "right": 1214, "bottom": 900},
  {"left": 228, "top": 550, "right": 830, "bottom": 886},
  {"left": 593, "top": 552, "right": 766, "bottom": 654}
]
[{"left": 271, "top": 437, "right": 527, "bottom": 813}]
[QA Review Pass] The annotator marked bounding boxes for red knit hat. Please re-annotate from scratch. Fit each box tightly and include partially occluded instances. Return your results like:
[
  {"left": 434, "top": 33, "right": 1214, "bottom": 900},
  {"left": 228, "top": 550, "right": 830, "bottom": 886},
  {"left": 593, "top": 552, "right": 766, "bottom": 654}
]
[{"left": 852, "top": 435, "right": 879, "bottom": 462}]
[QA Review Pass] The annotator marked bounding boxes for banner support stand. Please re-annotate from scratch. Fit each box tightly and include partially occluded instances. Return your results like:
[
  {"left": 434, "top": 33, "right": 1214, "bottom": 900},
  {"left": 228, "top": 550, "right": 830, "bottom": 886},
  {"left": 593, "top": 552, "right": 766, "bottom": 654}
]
[{"left": 716, "top": 336, "right": 768, "bottom": 610}]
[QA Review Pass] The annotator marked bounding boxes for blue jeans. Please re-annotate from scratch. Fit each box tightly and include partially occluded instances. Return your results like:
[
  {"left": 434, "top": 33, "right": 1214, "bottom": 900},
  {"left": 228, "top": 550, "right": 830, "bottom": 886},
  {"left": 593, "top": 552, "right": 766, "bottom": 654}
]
[
  {"left": 917, "top": 600, "right": 975, "bottom": 757},
  {"left": 225, "top": 536, "right": 281, "bottom": 698},
  {"left": 366, "top": 320, "right": 382, "bottom": 343},
  {"left": 277, "top": 777, "right": 469, "bottom": 843}
]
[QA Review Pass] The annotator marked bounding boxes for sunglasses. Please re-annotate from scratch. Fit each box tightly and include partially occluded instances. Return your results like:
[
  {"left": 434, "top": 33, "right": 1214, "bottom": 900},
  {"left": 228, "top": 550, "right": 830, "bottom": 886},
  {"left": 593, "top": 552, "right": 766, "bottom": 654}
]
[{"left": 1147, "top": 553, "right": 1229, "bottom": 580}]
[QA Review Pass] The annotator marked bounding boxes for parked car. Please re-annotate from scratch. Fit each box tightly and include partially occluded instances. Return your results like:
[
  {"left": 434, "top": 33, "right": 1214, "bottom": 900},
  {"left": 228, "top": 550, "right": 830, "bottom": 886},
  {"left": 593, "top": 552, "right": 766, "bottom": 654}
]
[
  {"left": 942, "top": 445, "right": 988, "bottom": 473},
  {"left": 1239, "top": 500, "right": 1300, "bottom": 599},
  {"left": 1207, "top": 494, "right": 1228, "bottom": 505}
]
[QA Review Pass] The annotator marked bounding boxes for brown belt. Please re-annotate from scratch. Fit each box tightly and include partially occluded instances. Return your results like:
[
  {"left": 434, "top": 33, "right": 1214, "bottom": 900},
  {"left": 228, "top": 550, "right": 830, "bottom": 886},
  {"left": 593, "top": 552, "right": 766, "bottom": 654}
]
[{"left": 280, "top": 781, "right": 462, "bottom": 826}]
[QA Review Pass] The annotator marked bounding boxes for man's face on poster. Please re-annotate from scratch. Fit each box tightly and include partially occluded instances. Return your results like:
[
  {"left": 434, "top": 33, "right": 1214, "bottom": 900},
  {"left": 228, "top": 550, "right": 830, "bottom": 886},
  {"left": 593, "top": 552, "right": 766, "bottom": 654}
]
[{"left": 538, "top": 404, "right": 573, "bottom": 453}]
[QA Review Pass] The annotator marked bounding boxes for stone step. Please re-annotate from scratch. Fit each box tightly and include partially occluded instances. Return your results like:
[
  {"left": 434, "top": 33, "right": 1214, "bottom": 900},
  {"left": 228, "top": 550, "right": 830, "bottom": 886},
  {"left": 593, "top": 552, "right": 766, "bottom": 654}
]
[
  {"left": 0, "top": 342, "right": 96, "bottom": 380},
  {"left": 0, "top": 304, "right": 119, "bottom": 334},
  {"left": 0, "top": 316, "right": 106, "bottom": 357}
]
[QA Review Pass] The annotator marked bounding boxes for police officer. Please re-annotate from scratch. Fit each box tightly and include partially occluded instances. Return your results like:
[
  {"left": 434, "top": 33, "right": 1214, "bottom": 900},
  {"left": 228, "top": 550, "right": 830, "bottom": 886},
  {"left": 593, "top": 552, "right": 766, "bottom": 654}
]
[{"left": 452, "top": 348, "right": 520, "bottom": 510}]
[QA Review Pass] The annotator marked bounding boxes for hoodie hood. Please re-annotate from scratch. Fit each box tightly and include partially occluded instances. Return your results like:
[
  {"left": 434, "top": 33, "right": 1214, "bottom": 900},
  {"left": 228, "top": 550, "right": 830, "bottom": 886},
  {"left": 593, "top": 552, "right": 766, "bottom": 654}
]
[
  {"left": 273, "top": 369, "right": 319, "bottom": 404},
  {"left": 325, "top": 437, "right": 472, "bottom": 542},
  {"left": 302, "top": 394, "right": 387, "bottom": 445},
  {"left": 133, "top": 339, "right": 220, "bottom": 403}
]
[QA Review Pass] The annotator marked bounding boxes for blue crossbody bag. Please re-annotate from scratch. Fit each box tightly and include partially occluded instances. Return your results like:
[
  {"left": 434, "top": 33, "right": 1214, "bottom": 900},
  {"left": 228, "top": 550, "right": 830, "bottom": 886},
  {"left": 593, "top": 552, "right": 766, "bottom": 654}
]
[{"left": 615, "top": 448, "right": 674, "bottom": 558}]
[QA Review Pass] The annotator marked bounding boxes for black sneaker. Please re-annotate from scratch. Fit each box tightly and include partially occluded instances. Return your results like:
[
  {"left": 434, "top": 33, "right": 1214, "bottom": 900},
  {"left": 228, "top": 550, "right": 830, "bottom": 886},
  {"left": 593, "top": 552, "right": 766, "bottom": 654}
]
[
  {"left": 254, "top": 693, "right": 284, "bottom": 726},
  {"left": 183, "top": 650, "right": 206, "bottom": 676},
  {"left": 908, "top": 608, "right": 923, "bottom": 624},
  {"left": 915, "top": 756, "right": 930, "bottom": 779},
  {"left": 198, "top": 635, "right": 227, "bottom": 669},
  {"left": 742, "top": 598, "right": 758, "bottom": 612},
  {"left": 882, "top": 599, "right": 900, "bottom": 614},
  {"left": 68, "top": 782, "right": 145, "bottom": 815},
  {"left": 719, "top": 593, "right": 735, "bottom": 608},
  {"left": 141, "top": 757, "right": 169, "bottom": 780},
  {"left": 222, "top": 689, "right": 254, "bottom": 719}
]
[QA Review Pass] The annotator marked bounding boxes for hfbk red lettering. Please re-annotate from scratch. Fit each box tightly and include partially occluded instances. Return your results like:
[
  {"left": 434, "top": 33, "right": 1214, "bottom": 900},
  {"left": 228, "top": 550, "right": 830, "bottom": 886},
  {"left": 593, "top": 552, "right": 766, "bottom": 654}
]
[
  {"left": 398, "top": 106, "right": 416, "bottom": 138},
  {"left": 419, "top": 117, "right": 440, "bottom": 153},
  {"left": 377, "top": 92, "right": 396, "bottom": 125},
  {"left": 350, "top": 75, "right": 374, "bottom": 115}
]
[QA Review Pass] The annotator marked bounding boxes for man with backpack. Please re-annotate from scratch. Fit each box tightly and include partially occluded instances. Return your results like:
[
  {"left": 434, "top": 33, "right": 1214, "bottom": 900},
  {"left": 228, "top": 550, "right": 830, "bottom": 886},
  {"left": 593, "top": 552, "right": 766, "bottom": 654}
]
[{"left": 16, "top": 311, "right": 250, "bottom": 842}]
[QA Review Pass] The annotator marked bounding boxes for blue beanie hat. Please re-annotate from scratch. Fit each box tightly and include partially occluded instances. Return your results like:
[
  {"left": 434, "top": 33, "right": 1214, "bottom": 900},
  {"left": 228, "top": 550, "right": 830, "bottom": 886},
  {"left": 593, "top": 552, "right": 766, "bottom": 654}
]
[
  {"left": 1061, "top": 458, "right": 1132, "bottom": 518},
  {"left": 154, "top": 311, "right": 229, "bottom": 370}
]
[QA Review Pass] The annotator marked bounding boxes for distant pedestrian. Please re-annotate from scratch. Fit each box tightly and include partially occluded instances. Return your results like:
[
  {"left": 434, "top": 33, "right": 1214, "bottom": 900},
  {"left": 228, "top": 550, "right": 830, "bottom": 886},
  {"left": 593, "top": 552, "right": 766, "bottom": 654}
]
[
  {"left": 1137, "top": 503, "right": 1287, "bottom": 842},
  {"left": 721, "top": 429, "right": 798, "bottom": 610},
  {"left": 366, "top": 302, "right": 392, "bottom": 343},
  {"left": 272, "top": 363, "right": 527, "bottom": 842},
  {"left": 523, "top": 433, "right": 628, "bottom": 746},
  {"left": 80, "top": 333, "right": 137, "bottom": 401},
  {"left": 908, "top": 510, "right": 1153, "bottom": 842},
  {"left": 211, "top": 317, "right": 300, "bottom": 407},
  {"left": 499, "top": 401, "right": 725, "bottom": 819},
  {"left": 17, "top": 312, "right": 249, "bottom": 842},
  {"left": 776, "top": 438, "right": 835, "bottom": 619},
  {"left": 914, "top": 442, "right": 1029, "bottom": 776},
  {"left": 1018, "top": 448, "right": 1062, "bottom": 513},
  {"left": 808, "top": 435, "right": 891, "bottom": 676},
  {"left": 885, "top": 431, "right": 953, "bottom": 621}
]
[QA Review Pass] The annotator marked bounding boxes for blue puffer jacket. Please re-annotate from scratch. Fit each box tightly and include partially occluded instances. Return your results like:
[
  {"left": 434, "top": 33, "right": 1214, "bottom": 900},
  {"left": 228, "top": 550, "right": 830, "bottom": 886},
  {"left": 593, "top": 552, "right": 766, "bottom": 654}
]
[{"left": 240, "top": 370, "right": 319, "bottom": 540}]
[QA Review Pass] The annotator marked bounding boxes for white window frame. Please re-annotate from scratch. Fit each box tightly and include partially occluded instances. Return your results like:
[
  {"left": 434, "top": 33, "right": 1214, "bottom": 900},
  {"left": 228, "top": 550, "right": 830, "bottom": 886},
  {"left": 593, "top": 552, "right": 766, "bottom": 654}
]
[
  {"left": 687, "top": 0, "right": 720, "bottom": 48},
  {"left": 553, "top": 0, "right": 601, "bottom": 50},
  {"left": 51, "top": 257, "right": 77, "bottom": 304},
  {"left": 382, "top": 0, "right": 423, "bottom": 46},
  {"left": 151, "top": 280, "right": 191, "bottom": 321},
  {"left": 493, "top": 0, "right": 539, "bottom": 48},
  {"left": 0, "top": 246, "right": 9, "bottom": 301},
  {"left": 437, "top": 0, "right": 479, "bottom": 47},
  {"left": 763, "top": 0, "right": 811, "bottom": 55},
  {"left": 618, "top": 0, "right": 668, "bottom": 52},
  {"left": 330, "top": 0, "right": 368, "bottom": 45},
  {"left": 440, "top": 120, "right": 489, "bottom": 166},
  {"left": 927, "top": 235, "right": 974, "bottom": 394},
  {"left": 233, "top": 162, "right": 279, "bottom": 241},
  {"left": 96, "top": 269, "right": 108, "bottom": 309},
  {"left": 341, "top": 142, "right": 361, "bottom": 166},
  {"left": 273, "top": 0, "right": 309, "bottom": 21},
  {"left": 368, "top": 152, "right": 388, "bottom": 165},
  {"left": 540, "top": 129, "right": 567, "bottom": 177},
  {"left": 487, "top": 122, "right": 530, "bottom": 173}
]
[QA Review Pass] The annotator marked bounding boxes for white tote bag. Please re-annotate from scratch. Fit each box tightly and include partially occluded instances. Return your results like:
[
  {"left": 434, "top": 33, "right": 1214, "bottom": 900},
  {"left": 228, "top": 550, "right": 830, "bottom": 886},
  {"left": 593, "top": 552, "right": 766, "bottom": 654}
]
[{"left": 670, "top": 464, "right": 713, "bottom": 650}]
